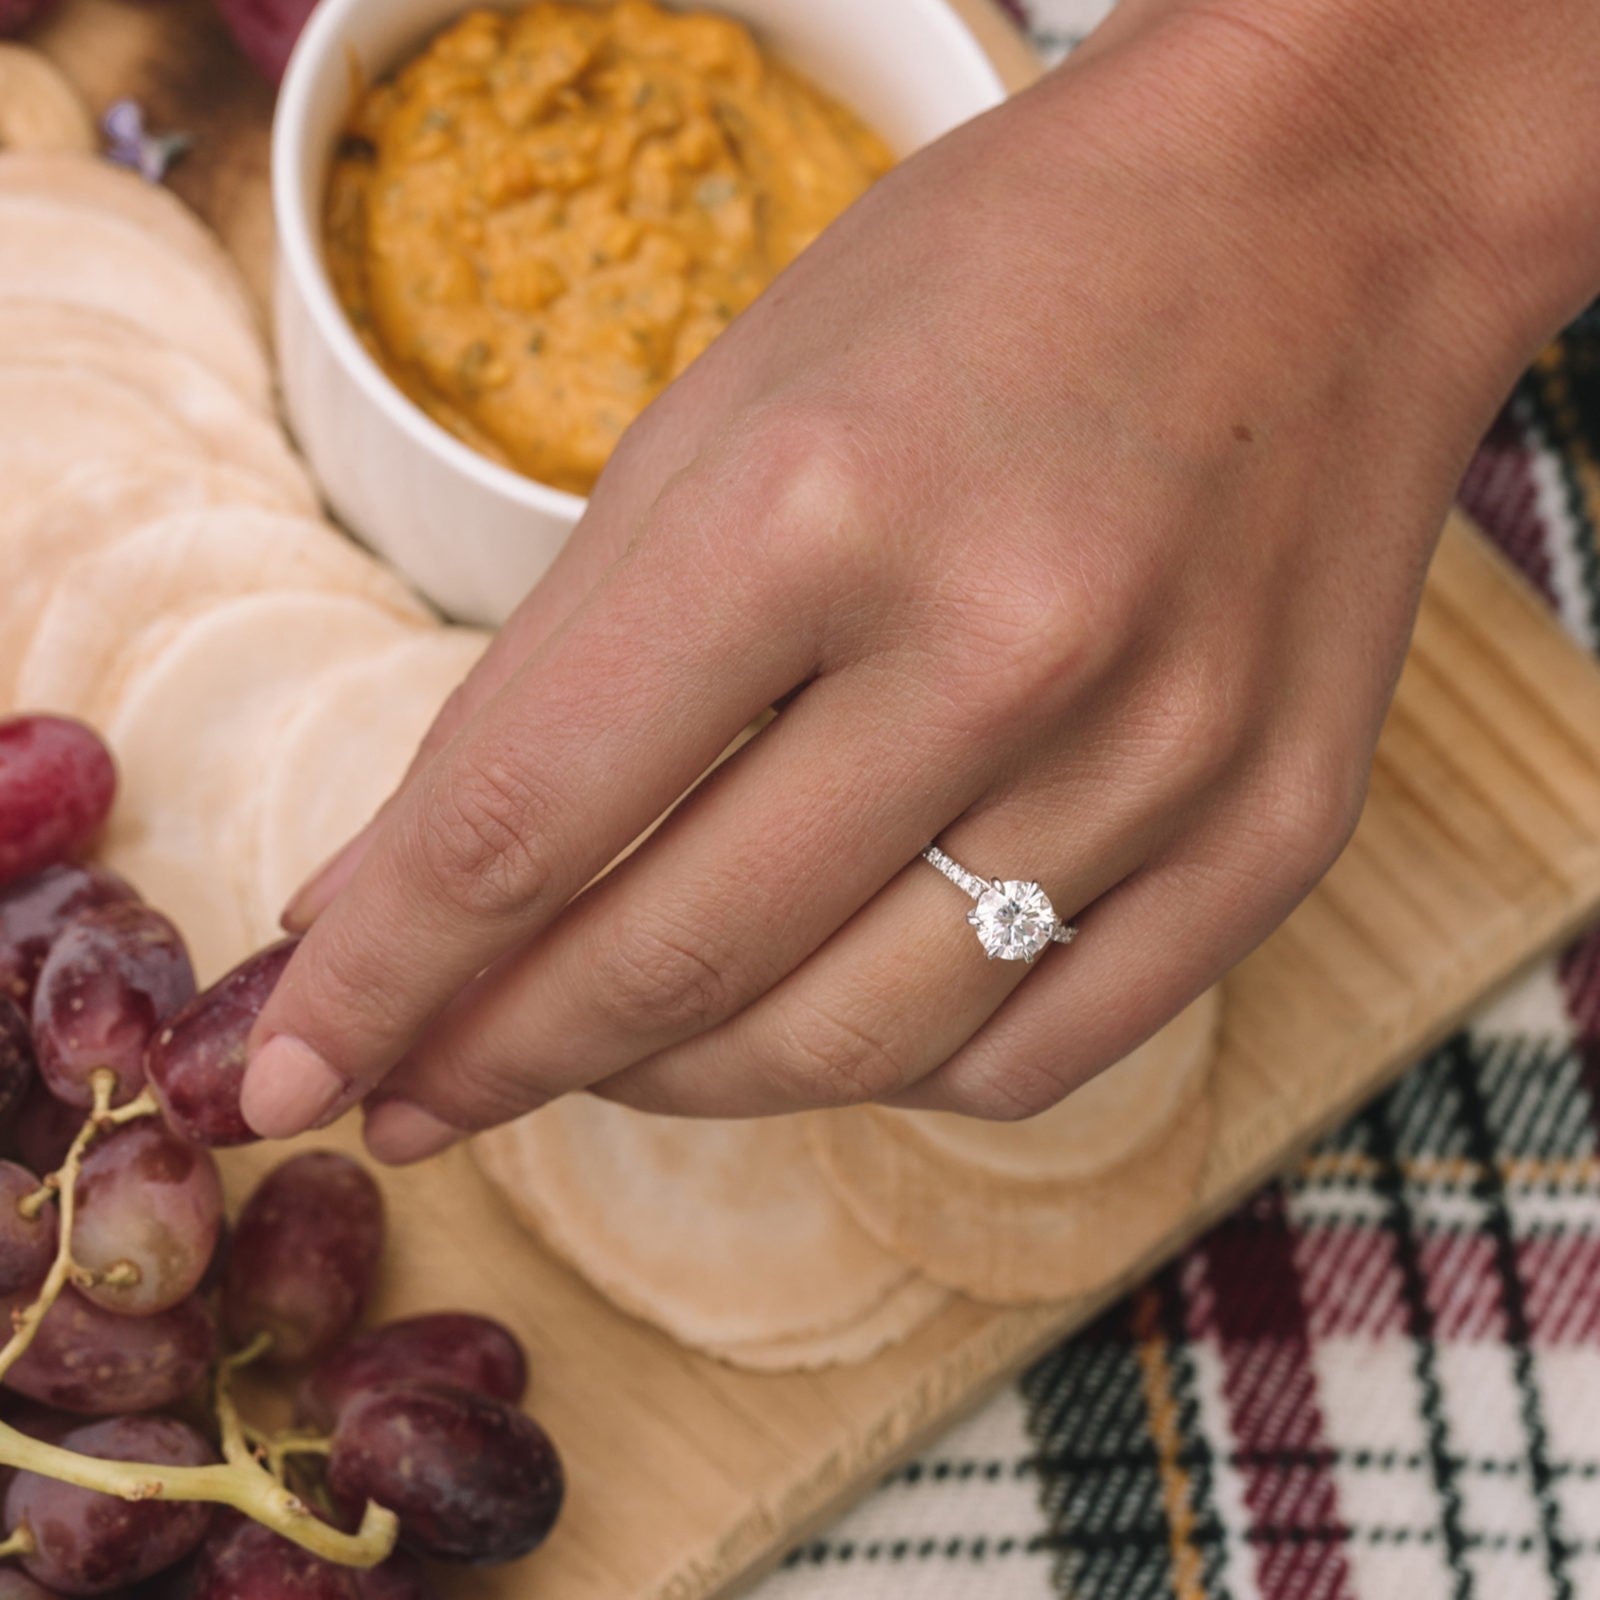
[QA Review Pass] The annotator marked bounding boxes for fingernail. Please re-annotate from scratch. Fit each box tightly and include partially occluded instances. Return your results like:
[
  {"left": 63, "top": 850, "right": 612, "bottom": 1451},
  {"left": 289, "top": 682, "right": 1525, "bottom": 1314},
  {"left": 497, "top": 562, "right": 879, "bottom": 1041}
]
[
  {"left": 241, "top": 1035, "right": 349, "bottom": 1140},
  {"left": 282, "top": 827, "right": 373, "bottom": 932},
  {"left": 363, "top": 1100, "right": 464, "bottom": 1166}
]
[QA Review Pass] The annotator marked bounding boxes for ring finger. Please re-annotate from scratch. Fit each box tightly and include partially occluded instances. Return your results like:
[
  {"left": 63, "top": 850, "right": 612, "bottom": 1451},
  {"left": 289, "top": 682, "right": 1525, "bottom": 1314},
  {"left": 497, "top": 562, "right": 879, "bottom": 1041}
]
[{"left": 579, "top": 787, "right": 1163, "bottom": 1119}]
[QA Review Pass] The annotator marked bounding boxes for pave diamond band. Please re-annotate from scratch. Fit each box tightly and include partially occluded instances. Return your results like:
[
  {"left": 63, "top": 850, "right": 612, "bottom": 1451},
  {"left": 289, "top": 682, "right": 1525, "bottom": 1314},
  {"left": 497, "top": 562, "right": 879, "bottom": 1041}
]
[{"left": 922, "top": 845, "right": 1078, "bottom": 964}]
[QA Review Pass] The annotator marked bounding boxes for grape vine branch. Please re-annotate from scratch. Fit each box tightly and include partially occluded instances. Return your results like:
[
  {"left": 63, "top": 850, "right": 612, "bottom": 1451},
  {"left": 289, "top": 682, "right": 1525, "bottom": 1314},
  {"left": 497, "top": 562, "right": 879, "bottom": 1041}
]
[{"left": 0, "top": 1070, "right": 399, "bottom": 1569}]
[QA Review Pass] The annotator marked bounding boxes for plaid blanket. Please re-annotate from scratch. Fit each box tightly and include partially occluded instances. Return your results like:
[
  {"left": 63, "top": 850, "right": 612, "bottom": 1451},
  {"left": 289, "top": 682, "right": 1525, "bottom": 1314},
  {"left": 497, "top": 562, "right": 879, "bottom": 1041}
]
[{"left": 756, "top": 4, "right": 1600, "bottom": 1596}]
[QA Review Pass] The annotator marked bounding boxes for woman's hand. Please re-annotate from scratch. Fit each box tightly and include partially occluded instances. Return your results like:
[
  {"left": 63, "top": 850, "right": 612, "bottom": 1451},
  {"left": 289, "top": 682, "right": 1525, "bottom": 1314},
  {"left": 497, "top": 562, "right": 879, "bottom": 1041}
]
[{"left": 239, "top": 0, "right": 1597, "bottom": 1160}]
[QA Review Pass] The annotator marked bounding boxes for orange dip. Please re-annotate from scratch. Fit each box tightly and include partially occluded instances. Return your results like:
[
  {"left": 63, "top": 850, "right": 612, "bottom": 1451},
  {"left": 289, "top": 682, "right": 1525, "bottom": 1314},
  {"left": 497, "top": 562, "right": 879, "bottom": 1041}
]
[{"left": 324, "top": 0, "right": 893, "bottom": 493}]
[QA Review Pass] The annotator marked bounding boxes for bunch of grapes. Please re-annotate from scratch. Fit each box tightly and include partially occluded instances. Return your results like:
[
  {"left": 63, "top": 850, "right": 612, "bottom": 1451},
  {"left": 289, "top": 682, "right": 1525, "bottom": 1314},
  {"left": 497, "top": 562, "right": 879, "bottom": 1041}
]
[{"left": 0, "top": 716, "right": 564, "bottom": 1596}]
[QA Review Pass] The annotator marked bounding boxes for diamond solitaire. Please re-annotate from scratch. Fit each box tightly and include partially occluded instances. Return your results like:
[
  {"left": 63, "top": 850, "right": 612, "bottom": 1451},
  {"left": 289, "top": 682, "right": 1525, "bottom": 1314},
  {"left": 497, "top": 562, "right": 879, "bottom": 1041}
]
[
  {"left": 969, "top": 880, "right": 1058, "bottom": 961},
  {"left": 921, "top": 846, "right": 1078, "bottom": 963}
]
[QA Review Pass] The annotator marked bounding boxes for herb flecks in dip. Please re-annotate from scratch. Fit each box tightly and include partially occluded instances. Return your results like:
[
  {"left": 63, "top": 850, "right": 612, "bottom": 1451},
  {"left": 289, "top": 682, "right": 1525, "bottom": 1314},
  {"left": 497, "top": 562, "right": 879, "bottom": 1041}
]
[{"left": 325, "top": 0, "right": 893, "bottom": 493}]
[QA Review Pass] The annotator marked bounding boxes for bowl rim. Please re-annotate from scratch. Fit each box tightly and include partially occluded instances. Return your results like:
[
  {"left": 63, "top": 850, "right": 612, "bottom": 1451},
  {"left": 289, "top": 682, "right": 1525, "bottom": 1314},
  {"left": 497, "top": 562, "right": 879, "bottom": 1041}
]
[
  {"left": 273, "top": 0, "right": 585, "bottom": 519},
  {"left": 272, "top": 0, "right": 1008, "bottom": 521}
]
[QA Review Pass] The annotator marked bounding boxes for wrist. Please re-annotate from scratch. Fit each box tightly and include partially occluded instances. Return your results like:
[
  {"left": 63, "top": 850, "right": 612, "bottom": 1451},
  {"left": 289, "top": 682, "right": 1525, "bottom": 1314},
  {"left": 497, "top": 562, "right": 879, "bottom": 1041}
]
[{"left": 1038, "top": 0, "right": 1600, "bottom": 414}]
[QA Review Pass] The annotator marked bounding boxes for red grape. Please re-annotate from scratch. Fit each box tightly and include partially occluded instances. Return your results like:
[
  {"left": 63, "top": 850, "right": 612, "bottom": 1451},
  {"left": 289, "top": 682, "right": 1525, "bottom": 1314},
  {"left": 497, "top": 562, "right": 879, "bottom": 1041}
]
[
  {"left": 327, "top": 1385, "right": 563, "bottom": 1565},
  {"left": 5, "top": 1415, "right": 214, "bottom": 1593},
  {"left": 0, "top": 717, "right": 115, "bottom": 890},
  {"left": 33, "top": 905, "right": 195, "bottom": 1108},
  {"left": 11, "top": 1081, "right": 82, "bottom": 1179},
  {"left": 146, "top": 940, "right": 296, "bottom": 1147},
  {"left": 1, "top": 1286, "right": 215, "bottom": 1414},
  {"left": 0, "top": 1571, "right": 61, "bottom": 1600},
  {"left": 0, "top": 0, "right": 61, "bottom": 38},
  {"left": 123, "top": 1561, "right": 200, "bottom": 1600},
  {"left": 189, "top": 1515, "right": 357, "bottom": 1599},
  {"left": 0, "top": 1398, "right": 76, "bottom": 1509},
  {"left": 356, "top": 1554, "right": 440, "bottom": 1600},
  {"left": 222, "top": 1152, "right": 383, "bottom": 1366},
  {"left": 0, "top": 864, "right": 139, "bottom": 1012},
  {"left": 0, "top": 1161, "right": 55, "bottom": 1296},
  {"left": 297, "top": 1314, "right": 527, "bottom": 1433},
  {"left": 213, "top": 0, "right": 316, "bottom": 86},
  {"left": 73, "top": 1123, "right": 223, "bottom": 1317},
  {"left": 0, "top": 997, "right": 34, "bottom": 1127}
]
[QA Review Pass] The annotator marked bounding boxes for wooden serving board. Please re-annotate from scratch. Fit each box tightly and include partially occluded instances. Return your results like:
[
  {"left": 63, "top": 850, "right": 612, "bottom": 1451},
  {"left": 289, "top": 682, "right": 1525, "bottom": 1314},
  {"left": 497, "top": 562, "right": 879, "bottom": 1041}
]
[{"left": 26, "top": 2, "right": 1600, "bottom": 1596}]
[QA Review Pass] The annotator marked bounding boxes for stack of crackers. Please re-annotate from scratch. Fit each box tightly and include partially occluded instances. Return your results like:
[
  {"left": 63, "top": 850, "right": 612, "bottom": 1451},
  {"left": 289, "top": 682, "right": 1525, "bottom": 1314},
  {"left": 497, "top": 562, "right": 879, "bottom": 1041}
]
[
  {"left": 0, "top": 52, "right": 489, "bottom": 983},
  {"left": 475, "top": 990, "right": 1218, "bottom": 1369}
]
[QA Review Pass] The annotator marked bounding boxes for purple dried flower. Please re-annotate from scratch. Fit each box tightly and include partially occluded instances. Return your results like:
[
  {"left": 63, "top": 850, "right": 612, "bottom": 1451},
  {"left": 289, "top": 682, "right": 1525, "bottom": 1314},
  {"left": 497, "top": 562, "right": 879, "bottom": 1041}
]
[{"left": 102, "top": 98, "right": 194, "bottom": 183}]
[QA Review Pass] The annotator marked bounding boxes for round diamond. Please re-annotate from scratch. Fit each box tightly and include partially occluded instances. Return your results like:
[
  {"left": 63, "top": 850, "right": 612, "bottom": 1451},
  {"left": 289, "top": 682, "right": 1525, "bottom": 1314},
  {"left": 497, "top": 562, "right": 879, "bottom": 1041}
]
[{"left": 967, "top": 880, "right": 1057, "bottom": 962}]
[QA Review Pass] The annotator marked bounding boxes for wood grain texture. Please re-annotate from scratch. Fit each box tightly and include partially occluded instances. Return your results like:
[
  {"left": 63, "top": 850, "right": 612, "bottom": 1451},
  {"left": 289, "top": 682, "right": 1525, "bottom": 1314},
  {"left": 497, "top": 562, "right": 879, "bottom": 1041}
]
[{"left": 24, "top": 1, "right": 1600, "bottom": 1596}]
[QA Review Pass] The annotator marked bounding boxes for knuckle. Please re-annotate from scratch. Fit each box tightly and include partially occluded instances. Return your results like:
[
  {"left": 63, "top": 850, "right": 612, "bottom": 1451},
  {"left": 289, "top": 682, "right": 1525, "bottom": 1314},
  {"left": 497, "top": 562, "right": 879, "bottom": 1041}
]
[
  {"left": 591, "top": 916, "right": 737, "bottom": 1038},
  {"left": 734, "top": 402, "right": 880, "bottom": 571},
  {"left": 954, "top": 569, "right": 1125, "bottom": 718},
  {"left": 622, "top": 403, "right": 879, "bottom": 626},
  {"left": 761, "top": 996, "right": 914, "bottom": 1108},
  {"left": 409, "top": 755, "right": 556, "bottom": 922},
  {"left": 769, "top": 415, "right": 874, "bottom": 530},
  {"left": 1256, "top": 747, "right": 1367, "bottom": 885},
  {"left": 1143, "top": 673, "right": 1250, "bottom": 796}
]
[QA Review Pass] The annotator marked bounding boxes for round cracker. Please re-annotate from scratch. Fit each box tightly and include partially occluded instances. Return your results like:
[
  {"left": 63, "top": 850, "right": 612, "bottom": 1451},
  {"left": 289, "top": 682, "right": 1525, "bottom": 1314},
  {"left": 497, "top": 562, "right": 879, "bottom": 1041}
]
[
  {"left": 876, "top": 989, "right": 1221, "bottom": 1185},
  {"left": 250, "top": 627, "right": 488, "bottom": 930},
  {"left": 0, "top": 155, "right": 260, "bottom": 336},
  {"left": 0, "top": 307, "right": 307, "bottom": 503},
  {"left": 0, "top": 48, "right": 95, "bottom": 155},
  {"left": 0, "top": 363, "right": 297, "bottom": 513},
  {"left": 804, "top": 1095, "right": 1214, "bottom": 1305},
  {"left": 0, "top": 191, "right": 269, "bottom": 407},
  {"left": 15, "top": 508, "right": 432, "bottom": 724},
  {"left": 706, "top": 1275, "right": 950, "bottom": 1372},
  {"left": 0, "top": 298, "right": 273, "bottom": 416},
  {"left": 4, "top": 353, "right": 309, "bottom": 509},
  {"left": 472, "top": 1097, "right": 923, "bottom": 1350},
  {"left": 0, "top": 362, "right": 198, "bottom": 489},
  {"left": 0, "top": 455, "right": 301, "bottom": 705},
  {"left": 100, "top": 593, "right": 418, "bottom": 981}
]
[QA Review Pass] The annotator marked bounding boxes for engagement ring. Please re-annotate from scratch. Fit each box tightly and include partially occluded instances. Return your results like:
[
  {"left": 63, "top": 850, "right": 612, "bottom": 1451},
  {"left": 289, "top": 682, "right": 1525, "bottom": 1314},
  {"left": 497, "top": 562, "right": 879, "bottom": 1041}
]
[{"left": 921, "top": 844, "right": 1078, "bottom": 964}]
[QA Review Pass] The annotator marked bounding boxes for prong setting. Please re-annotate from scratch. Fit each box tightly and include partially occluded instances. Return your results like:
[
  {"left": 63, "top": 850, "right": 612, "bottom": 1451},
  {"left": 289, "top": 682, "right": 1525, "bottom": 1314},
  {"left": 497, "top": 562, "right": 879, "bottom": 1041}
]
[{"left": 923, "top": 846, "right": 1079, "bottom": 963}]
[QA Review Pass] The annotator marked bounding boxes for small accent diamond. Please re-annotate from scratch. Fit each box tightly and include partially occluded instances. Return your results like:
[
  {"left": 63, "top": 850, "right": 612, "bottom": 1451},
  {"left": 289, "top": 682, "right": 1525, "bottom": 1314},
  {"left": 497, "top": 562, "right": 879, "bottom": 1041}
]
[{"left": 967, "top": 879, "right": 1058, "bottom": 962}]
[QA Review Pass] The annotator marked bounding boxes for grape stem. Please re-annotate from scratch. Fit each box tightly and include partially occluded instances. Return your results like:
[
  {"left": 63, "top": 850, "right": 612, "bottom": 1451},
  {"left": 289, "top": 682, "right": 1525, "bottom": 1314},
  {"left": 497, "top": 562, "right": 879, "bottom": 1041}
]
[
  {"left": 216, "top": 1332, "right": 273, "bottom": 1468},
  {"left": 0, "top": 1427, "right": 398, "bottom": 1566},
  {"left": 0, "top": 1525, "right": 35, "bottom": 1559},
  {"left": 0, "top": 1072, "right": 136, "bottom": 1382},
  {"left": 0, "top": 1072, "right": 399, "bottom": 1570},
  {"left": 266, "top": 1434, "right": 334, "bottom": 1481}
]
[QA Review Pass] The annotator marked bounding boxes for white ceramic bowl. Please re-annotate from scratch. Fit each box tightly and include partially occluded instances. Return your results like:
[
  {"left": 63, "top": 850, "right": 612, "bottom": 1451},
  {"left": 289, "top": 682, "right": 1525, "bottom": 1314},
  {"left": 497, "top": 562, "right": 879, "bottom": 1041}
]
[{"left": 274, "top": 0, "right": 1006, "bottom": 624}]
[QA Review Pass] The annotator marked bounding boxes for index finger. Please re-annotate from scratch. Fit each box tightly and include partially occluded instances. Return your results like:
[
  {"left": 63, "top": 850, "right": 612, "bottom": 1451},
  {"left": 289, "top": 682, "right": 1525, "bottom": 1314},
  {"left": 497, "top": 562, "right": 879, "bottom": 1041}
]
[
  {"left": 281, "top": 413, "right": 718, "bottom": 929},
  {"left": 240, "top": 474, "right": 824, "bottom": 1140}
]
